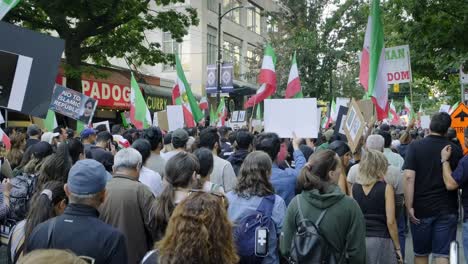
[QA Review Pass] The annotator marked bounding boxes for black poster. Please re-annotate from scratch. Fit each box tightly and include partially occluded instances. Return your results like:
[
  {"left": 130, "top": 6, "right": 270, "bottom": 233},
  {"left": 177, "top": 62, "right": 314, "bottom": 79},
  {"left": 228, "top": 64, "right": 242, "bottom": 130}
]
[{"left": 334, "top": 105, "right": 349, "bottom": 137}]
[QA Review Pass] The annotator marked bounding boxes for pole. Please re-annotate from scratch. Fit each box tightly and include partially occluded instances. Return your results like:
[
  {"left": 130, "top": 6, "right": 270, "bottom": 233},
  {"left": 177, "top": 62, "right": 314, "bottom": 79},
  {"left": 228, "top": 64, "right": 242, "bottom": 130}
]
[
  {"left": 462, "top": 82, "right": 465, "bottom": 104},
  {"left": 4, "top": 109, "right": 7, "bottom": 128},
  {"left": 216, "top": 2, "right": 222, "bottom": 107}
]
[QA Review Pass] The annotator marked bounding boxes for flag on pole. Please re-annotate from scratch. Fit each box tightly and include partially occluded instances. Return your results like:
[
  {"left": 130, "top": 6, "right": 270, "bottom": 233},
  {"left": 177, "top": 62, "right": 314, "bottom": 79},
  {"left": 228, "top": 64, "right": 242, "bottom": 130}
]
[
  {"left": 173, "top": 54, "right": 203, "bottom": 127},
  {"left": 449, "top": 102, "right": 460, "bottom": 114},
  {"left": 130, "top": 73, "right": 152, "bottom": 129},
  {"left": 210, "top": 106, "right": 218, "bottom": 126},
  {"left": 388, "top": 100, "right": 399, "bottom": 125},
  {"left": 359, "top": 0, "right": 388, "bottom": 120},
  {"left": 404, "top": 96, "right": 413, "bottom": 120},
  {"left": 321, "top": 116, "right": 328, "bottom": 129},
  {"left": 0, "top": 128, "right": 10, "bottom": 150},
  {"left": 285, "top": 52, "right": 303, "bottom": 98},
  {"left": 325, "top": 100, "right": 337, "bottom": 128},
  {"left": 244, "top": 44, "right": 277, "bottom": 108},
  {"left": 199, "top": 97, "right": 209, "bottom": 111},
  {"left": 44, "top": 109, "right": 57, "bottom": 132},
  {"left": 0, "top": 0, "right": 21, "bottom": 20},
  {"left": 216, "top": 98, "right": 227, "bottom": 127}
]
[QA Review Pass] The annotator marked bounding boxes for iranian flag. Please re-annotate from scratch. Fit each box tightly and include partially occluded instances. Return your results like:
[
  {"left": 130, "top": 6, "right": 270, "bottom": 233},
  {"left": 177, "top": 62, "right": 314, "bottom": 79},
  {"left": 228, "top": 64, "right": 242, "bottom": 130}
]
[
  {"left": 0, "top": 128, "right": 10, "bottom": 150},
  {"left": 0, "top": 0, "right": 21, "bottom": 20},
  {"left": 449, "top": 102, "right": 460, "bottom": 114},
  {"left": 325, "top": 100, "right": 337, "bottom": 128},
  {"left": 44, "top": 109, "right": 57, "bottom": 132},
  {"left": 404, "top": 96, "right": 414, "bottom": 120},
  {"left": 216, "top": 98, "right": 227, "bottom": 127},
  {"left": 285, "top": 52, "right": 303, "bottom": 98},
  {"left": 359, "top": 0, "right": 388, "bottom": 120},
  {"left": 210, "top": 106, "right": 218, "bottom": 126},
  {"left": 388, "top": 100, "right": 399, "bottom": 125},
  {"left": 173, "top": 54, "right": 203, "bottom": 127},
  {"left": 244, "top": 44, "right": 277, "bottom": 108},
  {"left": 199, "top": 97, "right": 209, "bottom": 111},
  {"left": 130, "top": 73, "right": 152, "bottom": 129}
]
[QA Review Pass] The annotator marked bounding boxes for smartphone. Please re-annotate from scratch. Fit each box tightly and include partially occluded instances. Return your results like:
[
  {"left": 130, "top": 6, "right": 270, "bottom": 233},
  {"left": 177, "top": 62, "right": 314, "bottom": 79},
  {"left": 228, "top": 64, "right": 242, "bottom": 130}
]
[{"left": 255, "top": 227, "right": 269, "bottom": 257}]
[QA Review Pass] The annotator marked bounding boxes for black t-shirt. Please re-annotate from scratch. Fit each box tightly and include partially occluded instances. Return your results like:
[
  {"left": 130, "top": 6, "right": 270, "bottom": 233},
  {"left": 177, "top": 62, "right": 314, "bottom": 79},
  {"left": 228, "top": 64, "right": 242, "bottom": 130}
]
[{"left": 403, "top": 135, "right": 463, "bottom": 218}]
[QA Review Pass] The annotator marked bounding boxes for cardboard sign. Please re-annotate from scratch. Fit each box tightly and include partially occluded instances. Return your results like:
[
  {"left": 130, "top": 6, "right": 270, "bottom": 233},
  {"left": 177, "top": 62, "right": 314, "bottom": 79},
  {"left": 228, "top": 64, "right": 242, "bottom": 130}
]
[
  {"left": 420, "top": 115, "right": 430, "bottom": 129},
  {"left": 334, "top": 106, "right": 349, "bottom": 136},
  {"left": 264, "top": 98, "right": 318, "bottom": 138},
  {"left": 344, "top": 99, "right": 366, "bottom": 153},
  {"left": 357, "top": 99, "right": 375, "bottom": 121},
  {"left": 167, "top": 105, "right": 184, "bottom": 131},
  {"left": 157, "top": 111, "right": 169, "bottom": 132},
  {"left": 450, "top": 103, "right": 468, "bottom": 154},
  {"left": 49, "top": 85, "right": 98, "bottom": 125},
  {"left": 93, "top": 121, "right": 110, "bottom": 132},
  {"left": 0, "top": 22, "right": 64, "bottom": 118}
]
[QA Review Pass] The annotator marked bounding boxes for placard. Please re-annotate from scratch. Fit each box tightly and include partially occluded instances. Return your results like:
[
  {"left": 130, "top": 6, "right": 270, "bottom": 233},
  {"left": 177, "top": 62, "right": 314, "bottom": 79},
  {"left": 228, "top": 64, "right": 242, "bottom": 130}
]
[
  {"left": 420, "top": 115, "right": 430, "bottom": 129},
  {"left": 155, "top": 111, "right": 169, "bottom": 132},
  {"left": 167, "top": 105, "right": 184, "bottom": 131},
  {"left": 231, "top": 111, "right": 239, "bottom": 122},
  {"left": 357, "top": 99, "right": 375, "bottom": 121},
  {"left": 0, "top": 22, "right": 64, "bottom": 118},
  {"left": 344, "top": 99, "right": 365, "bottom": 153},
  {"left": 49, "top": 85, "right": 98, "bottom": 125},
  {"left": 93, "top": 121, "right": 110, "bottom": 132},
  {"left": 385, "top": 45, "right": 412, "bottom": 84},
  {"left": 153, "top": 112, "right": 159, "bottom": 127},
  {"left": 439, "top": 104, "right": 450, "bottom": 113},
  {"left": 237, "top": 111, "right": 246, "bottom": 122},
  {"left": 334, "top": 106, "right": 349, "bottom": 136},
  {"left": 264, "top": 98, "right": 318, "bottom": 138}
]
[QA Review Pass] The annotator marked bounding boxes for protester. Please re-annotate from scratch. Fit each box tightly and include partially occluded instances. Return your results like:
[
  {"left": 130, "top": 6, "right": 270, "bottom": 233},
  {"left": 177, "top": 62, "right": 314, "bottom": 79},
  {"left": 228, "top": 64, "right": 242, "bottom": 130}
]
[
  {"left": 162, "top": 132, "right": 173, "bottom": 153},
  {"left": 143, "top": 127, "right": 166, "bottom": 177},
  {"left": 280, "top": 149, "right": 366, "bottom": 263},
  {"left": 8, "top": 181, "right": 67, "bottom": 263},
  {"left": 440, "top": 127, "right": 468, "bottom": 262},
  {"left": 152, "top": 152, "right": 199, "bottom": 241},
  {"left": 219, "top": 126, "right": 233, "bottom": 159},
  {"left": 447, "top": 127, "right": 463, "bottom": 150},
  {"left": 194, "top": 147, "right": 224, "bottom": 192},
  {"left": 53, "top": 126, "right": 68, "bottom": 143},
  {"left": 226, "top": 151, "right": 286, "bottom": 263},
  {"left": 316, "top": 129, "right": 334, "bottom": 151},
  {"left": 94, "top": 124, "right": 108, "bottom": 134},
  {"left": 380, "top": 131, "right": 404, "bottom": 169},
  {"left": 6, "top": 133, "right": 26, "bottom": 170},
  {"left": 143, "top": 192, "right": 239, "bottom": 264},
  {"left": 1, "top": 142, "right": 13, "bottom": 179},
  {"left": 21, "top": 142, "right": 53, "bottom": 177},
  {"left": 99, "top": 148, "right": 155, "bottom": 263},
  {"left": 37, "top": 143, "right": 72, "bottom": 188},
  {"left": 162, "top": 128, "right": 188, "bottom": 161},
  {"left": 25, "top": 125, "right": 41, "bottom": 150},
  {"left": 111, "top": 124, "right": 124, "bottom": 136},
  {"left": 398, "top": 131, "right": 411, "bottom": 159},
  {"left": 40, "top": 132, "right": 59, "bottom": 148},
  {"left": 198, "top": 127, "right": 237, "bottom": 192},
  {"left": 132, "top": 139, "right": 163, "bottom": 197},
  {"left": 403, "top": 112, "right": 463, "bottom": 263},
  {"left": 19, "top": 249, "right": 87, "bottom": 264},
  {"left": 66, "top": 138, "right": 84, "bottom": 164},
  {"left": 86, "top": 131, "right": 115, "bottom": 172},
  {"left": 227, "top": 129, "right": 253, "bottom": 176},
  {"left": 352, "top": 150, "right": 402, "bottom": 263},
  {"left": 26, "top": 160, "right": 127, "bottom": 264},
  {"left": 327, "top": 140, "right": 351, "bottom": 194},
  {"left": 254, "top": 132, "right": 306, "bottom": 205},
  {"left": 80, "top": 128, "right": 96, "bottom": 155}
]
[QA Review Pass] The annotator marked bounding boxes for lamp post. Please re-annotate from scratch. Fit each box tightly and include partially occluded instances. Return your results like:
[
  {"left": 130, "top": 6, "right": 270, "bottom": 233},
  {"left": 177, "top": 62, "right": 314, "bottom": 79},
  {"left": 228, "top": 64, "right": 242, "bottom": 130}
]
[{"left": 216, "top": 3, "right": 253, "bottom": 106}]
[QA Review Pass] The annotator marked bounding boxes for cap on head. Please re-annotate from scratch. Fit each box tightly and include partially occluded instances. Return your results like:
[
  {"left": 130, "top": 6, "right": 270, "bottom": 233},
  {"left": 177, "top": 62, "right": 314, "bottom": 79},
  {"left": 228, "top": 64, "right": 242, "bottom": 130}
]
[
  {"left": 80, "top": 128, "right": 96, "bottom": 139},
  {"left": 31, "top": 141, "right": 53, "bottom": 159},
  {"left": 27, "top": 124, "right": 41, "bottom": 137},
  {"left": 41, "top": 132, "right": 60, "bottom": 144},
  {"left": 67, "top": 159, "right": 107, "bottom": 195},
  {"left": 172, "top": 128, "right": 189, "bottom": 142}
]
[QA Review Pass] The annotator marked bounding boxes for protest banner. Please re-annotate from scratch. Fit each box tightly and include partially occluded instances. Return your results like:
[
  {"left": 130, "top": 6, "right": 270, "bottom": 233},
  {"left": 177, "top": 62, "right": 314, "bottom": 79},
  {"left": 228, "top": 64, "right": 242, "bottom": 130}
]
[
  {"left": 420, "top": 115, "right": 430, "bottom": 129},
  {"left": 385, "top": 45, "right": 412, "bottom": 84},
  {"left": 0, "top": 22, "right": 64, "bottom": 118},
  {"left": 157, "top": 111, "right": 169, "bottom": 132},
  {"left": 49, "top": 85, "right": 98, "bottom": 125},
  {"left": 344, "top": 99, "right": 366, "bottom": 153},
  {"left": 167, "top": 105, "right": 184, "bottom": 131},
  {"left": 450, "top": 103, "right": 468, "bottom": 154},
  {"left": 93, "top": 121, "right": 110, "bottom": 132},
  {"left": 357, "top": 99, "right": 375, "bottom": 122},
  {"left": 264, "top": 98, "right": 318, "bottom": 138},
  {"left": 334, "top": 106, "right": 349, "bottom": 136},
  {"left": 439, "top": 104, "right": 450, "bottom": 113}
]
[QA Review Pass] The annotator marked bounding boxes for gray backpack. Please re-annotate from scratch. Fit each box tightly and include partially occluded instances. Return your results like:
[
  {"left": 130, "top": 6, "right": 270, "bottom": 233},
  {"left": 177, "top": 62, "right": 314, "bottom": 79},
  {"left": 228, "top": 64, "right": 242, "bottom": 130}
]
[{"left": 9, "top": 173, "right": 38, "bottom": 221}]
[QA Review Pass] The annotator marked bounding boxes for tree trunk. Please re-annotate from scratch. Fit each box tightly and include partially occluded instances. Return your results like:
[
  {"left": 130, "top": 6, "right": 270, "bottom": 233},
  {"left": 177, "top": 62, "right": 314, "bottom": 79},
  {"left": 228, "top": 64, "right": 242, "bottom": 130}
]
[{"left": 64, "top": 40, "right": 82, "bottom": 92}]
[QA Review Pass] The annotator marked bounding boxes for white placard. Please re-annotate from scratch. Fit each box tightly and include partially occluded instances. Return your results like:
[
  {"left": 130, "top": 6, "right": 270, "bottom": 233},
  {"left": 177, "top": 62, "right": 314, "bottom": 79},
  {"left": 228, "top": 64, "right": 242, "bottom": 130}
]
[
  {"left": 153, "top": 112, "right": 159, "bottom": 127},
  {"left": 333, "top": 97, "right": 350, "bottom": 120},
  {"left": 264, "top": 98, "right": 318, "bottom": 138},
  {"left": 439, "top": 104, "right": 450, "bottom": 113},
  {"left": 385, "top": 45, "right": 412, "bottom": 84},
  {"left": 93, "top": 120, "right": 110, "bottom": 132},
  {"left": 420, "top": 115, "right": 430, "bottom": 129},
  {"left": 167, "top": 105, "right": 184, "bottom": 131},
  {"left": 231, "top": 111, "right": 239, "bottom": 122}
]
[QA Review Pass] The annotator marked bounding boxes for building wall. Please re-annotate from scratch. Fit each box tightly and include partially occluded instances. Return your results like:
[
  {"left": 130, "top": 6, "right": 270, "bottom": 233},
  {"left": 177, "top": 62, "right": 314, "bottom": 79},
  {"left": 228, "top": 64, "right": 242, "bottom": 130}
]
[{"left": 112, "top": 0, "right": 283, "bottom": 96}]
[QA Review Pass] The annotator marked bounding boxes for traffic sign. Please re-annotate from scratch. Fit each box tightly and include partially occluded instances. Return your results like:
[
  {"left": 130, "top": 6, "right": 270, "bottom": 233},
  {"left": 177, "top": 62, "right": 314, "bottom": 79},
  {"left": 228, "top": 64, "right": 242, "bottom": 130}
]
[{"left": 450, "top": 103, "right": 468, "bottom": 155}]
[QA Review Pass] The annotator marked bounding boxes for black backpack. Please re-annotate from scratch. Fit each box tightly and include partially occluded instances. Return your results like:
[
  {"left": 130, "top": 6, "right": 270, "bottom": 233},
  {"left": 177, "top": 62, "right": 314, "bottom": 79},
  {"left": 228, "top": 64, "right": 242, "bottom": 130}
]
[
  {"left": 288, "top": 196, "right": 345, "bottom": 264},
  {"left": 9, "top": 173, "right": 38, "bottom": 221}
]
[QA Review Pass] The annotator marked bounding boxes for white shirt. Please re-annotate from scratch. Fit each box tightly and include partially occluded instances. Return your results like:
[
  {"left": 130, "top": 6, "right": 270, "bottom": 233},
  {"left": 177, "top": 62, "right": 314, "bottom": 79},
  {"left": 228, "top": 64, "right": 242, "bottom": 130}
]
[
  {"left": 161, "top": 150, "right": 182, "bottom": 162},
  {"left": 383, "top": 148, "right": 404, "bottom": 170},
  {"left": 139, "top": 166, "right": 164, "bottom": 197},
  {"left": 210, "top": 155, "right": 237, "bottom": 193}
]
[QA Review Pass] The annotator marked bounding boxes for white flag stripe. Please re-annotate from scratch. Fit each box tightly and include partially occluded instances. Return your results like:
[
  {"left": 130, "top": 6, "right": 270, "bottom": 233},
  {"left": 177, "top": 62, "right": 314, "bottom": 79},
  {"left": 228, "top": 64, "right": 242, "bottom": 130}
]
[
  {"left": 374, "top": 50, "right": 388, "bottom": 109},
  {"left": 287, "top": 62, "right": 298, "bottom": 83},
  {"left": 7, "top": 55, "right": 32, "bottom": 111},
  {"left": 261, "top": 56, "right": 275, "bottom": 72}
]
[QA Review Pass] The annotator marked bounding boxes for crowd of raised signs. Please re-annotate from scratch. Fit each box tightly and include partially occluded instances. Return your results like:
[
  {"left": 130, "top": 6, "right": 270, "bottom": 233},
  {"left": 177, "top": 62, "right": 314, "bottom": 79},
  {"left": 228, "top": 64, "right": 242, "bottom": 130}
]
[{"left": 0, "top": 111, "right": 466, "bottom": 264}]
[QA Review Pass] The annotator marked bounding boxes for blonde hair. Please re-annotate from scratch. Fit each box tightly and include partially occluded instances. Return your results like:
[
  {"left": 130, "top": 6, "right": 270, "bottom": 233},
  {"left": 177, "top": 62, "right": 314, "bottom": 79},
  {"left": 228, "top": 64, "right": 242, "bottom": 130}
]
[
  {"left": 19, "top": 249, "right": 87, "bottom": 264},
  {"left": 358, "top": 149, "right": 388, "bottom": 185}
]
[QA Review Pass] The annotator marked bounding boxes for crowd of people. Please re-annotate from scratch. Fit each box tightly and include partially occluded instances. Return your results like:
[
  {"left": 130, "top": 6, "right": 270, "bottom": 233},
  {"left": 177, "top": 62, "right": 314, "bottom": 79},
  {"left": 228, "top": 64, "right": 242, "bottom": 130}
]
[{"left": 0, "top": 111, "right": 466, "bottom": 264}]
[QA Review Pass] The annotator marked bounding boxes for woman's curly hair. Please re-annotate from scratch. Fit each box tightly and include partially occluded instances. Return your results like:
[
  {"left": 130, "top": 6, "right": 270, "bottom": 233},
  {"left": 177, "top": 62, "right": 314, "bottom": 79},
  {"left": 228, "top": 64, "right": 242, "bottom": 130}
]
[{"left": 156, "top": 192, "right": 239, "bottom": 264}]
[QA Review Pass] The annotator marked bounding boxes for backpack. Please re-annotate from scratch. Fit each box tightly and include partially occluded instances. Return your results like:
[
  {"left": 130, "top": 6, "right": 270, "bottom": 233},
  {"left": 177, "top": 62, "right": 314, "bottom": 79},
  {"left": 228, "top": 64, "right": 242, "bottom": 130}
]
[
  {"left": 289, "top": 196, "right": 345, "bottom": 264},
  {"left": 234, "top": 195, "right": 276, "bottom": 263},
  {"left": 9, "top": 173, "right": 38, "bottom": 221}
]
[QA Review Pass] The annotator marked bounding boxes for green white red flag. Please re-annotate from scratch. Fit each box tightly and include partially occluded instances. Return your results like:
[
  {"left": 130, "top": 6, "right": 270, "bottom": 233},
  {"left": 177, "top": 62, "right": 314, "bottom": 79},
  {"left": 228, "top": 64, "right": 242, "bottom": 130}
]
[
  {"left": 359, "top": 0, "right": 388, "bottom": 120},
  {"left": 130, "top": 73, "right": 152, "bottom": 129},
  {"left": 404, "top": 96, "right": 414, "bottom": 120},
  {"left": 199, "top": 97, "right": 208, "bottom": 111},
  {"left": 173, "top": 54, "right": 203, "bottom": 127},
  {"left": 388, "top": 100, "right": 399, "bottom": 125},
  {"left": 44, "top": 109, "right": 57, "bottom": 132},
  {"left": 0, "top": 127, "right": 10, "bottom": 150},
  {"left": 0, "top": 0, "right": 20, "bottom": 20},
  {"left": 244, "top": 44, "right": 277, "bottom": 108},
  {"left": 285, "top": 52, "right": 303, "bottom": 98},
  {"left": 449, "top": 102, "right": 460, "bottom": 114},
  {"left": 216, "top": 98, "right": 227, "bottom": 127},
  {"left": 210, "top": 105, "right": 218, "bottom": 126}
]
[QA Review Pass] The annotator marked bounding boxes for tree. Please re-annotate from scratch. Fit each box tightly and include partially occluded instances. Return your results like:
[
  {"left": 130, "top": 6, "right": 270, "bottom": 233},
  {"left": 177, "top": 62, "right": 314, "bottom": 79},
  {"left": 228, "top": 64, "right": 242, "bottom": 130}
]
[{"left": 5, "top": 0, "right": 199, "bottom": 91}]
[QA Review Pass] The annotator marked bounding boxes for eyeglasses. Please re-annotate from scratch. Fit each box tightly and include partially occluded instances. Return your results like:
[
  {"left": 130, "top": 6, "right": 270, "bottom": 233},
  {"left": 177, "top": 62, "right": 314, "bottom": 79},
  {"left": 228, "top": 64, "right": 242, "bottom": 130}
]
[{"left": 188, "top": 189, "right": 227, "bottom": 207}]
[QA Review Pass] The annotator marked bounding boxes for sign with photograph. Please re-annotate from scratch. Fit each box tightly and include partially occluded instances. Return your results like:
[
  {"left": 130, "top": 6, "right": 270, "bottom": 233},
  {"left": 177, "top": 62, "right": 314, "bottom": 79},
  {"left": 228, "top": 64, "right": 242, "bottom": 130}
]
[
  {"left": 49, "top": 85, "right": 98, "bottom": 125},
  {"left": 344, "top": 99, "right": 366, "bottom": 153}
]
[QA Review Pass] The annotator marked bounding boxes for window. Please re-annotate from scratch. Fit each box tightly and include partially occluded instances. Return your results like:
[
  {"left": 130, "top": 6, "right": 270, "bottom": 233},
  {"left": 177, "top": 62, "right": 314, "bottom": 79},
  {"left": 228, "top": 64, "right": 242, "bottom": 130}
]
[
  {"left": 247, "top": 3, "right": 262, "bottom": 34},
  {"left": 267, "top": 16, "right": 278, "bottom": 33},
  {"left": 245, "top": 46, "right": 259, "bottom": 83},
  {"left": 162, "top": 32, "right": 181, "bottom": 71},
  {"left": 207, "top": 26, "right": 217, "bottom": 65},
  {"left": 208, "top": 0, "right": 217, "bottom": 12},
  {"left": 223, "top": 35, "right": 242, "bottom": 79},
  {"left": 223, "top": 0, "right": 241, "bottom": 24}
]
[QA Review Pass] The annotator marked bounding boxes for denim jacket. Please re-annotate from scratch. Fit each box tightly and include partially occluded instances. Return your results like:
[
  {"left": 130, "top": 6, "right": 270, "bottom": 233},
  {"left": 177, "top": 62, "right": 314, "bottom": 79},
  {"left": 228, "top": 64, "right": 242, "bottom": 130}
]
[{"left": 271, "top": 150, "right": 306, "bottom": 205}]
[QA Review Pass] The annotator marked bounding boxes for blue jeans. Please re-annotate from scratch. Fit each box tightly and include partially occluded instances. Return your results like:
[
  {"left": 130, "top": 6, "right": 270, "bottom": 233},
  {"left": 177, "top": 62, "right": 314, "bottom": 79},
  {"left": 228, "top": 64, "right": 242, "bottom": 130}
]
[
  {"left": 463, "top": 222, "right": 468, "bottom": 264},
  {"left": 398, "top": 211, "right": 407, "bottom": 260},
  {"left": 410, "top": 213, "right": 458, "bottom": 257}
]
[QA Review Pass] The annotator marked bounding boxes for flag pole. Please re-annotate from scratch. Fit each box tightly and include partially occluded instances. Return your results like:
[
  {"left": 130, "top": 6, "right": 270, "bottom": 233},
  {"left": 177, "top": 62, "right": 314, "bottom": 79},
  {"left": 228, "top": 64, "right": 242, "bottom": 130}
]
[{"left": 248, "top": 93, "right": 259, "bottom": 133}]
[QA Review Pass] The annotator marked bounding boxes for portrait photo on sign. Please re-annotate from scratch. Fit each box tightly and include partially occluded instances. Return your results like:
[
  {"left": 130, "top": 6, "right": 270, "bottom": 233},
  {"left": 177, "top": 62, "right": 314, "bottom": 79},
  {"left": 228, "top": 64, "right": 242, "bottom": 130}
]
[
  {"left": 79, "top": 98, "right": 97, "bottom": 124},
  {"left": 346, "top": 107, "right": 356, "bottom": 131}
]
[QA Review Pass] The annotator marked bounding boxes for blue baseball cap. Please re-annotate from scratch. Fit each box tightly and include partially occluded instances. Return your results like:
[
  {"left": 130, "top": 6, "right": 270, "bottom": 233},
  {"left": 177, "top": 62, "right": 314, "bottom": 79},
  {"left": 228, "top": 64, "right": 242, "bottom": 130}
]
[
  {"left": 67, "top": 159, "right": 107, "bottom": 195},
  {"left": 80, "top": 128, "right": 96, "bottom": 139}
]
